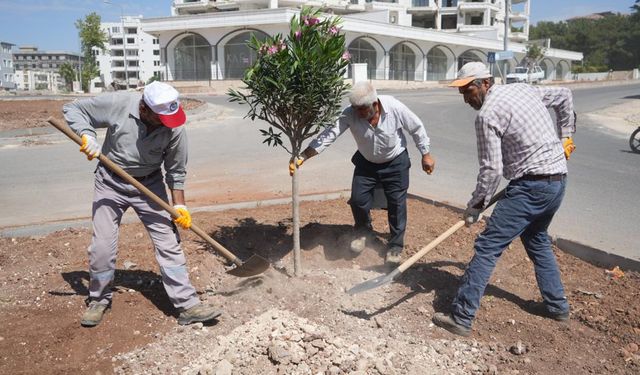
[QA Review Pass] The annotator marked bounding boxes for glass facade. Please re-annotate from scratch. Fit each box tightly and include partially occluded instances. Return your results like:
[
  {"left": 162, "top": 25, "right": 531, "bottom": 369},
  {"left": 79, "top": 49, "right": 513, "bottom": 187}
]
[
  {"left": 224, "top": 32, "right": 268, "bottom": 79},
  {"left": 174, "top": 34, "right": 211, "bottom": 81},
  {"left": 389, "top": 44, "right": 415, "bottom": 81},
  {"left": 347, "top": 39, "right": 377, "bottom": 79},
  {"left": 427, "top": 47, "right": 447, "bottom": 81}
]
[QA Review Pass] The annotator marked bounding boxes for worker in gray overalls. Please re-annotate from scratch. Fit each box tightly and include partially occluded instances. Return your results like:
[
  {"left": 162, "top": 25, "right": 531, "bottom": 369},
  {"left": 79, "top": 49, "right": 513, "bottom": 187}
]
[{"left": 64, "top": 81, "right": 221, "bottom": 327}]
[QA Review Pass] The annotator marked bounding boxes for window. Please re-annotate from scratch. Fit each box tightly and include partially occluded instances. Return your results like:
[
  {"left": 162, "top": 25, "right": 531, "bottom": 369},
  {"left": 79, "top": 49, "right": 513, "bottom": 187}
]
[
  {"left": 112, "top": 26, "right": 120, "bottom": 33},
  {"left": 52, "top": 63, "right": 57, "bottom": 68},
  {"left": 27, "top": 56, "right": 32, "bottom": 60},
  {"left": 111, "top": 38, "right": 123, "bottom": 45},
  {"left": 128, "top": 60, "right": 139, "bottom": 67},
  {"left": 18, "top": 56, "right": 24, "bottom": 60},
  {"left": 126, "top": 27, "right": 137, "bottom": 34},
  {"left": 126, "top": 50, "right": 138, "bottom": 56},
  {"left": 127, "top": 38, "right": 135, "bottom": 44},
  {"left": 154, "top": 61, "right": 160, "bottom": 66},
  {"left": 153, "top": 39, "right": 159, "bottom": 45},
  {"left": 42, "top": 63, "right": 49, "bottom": 68},
  {"left": 59, "top": 56, "right": 66, "bottom": 60},
  {"left": 153, "top": 50, "right": 160, "bottom": 56},
  {"left": 441, "top": 15, "right": 457, "bottom": 29}
]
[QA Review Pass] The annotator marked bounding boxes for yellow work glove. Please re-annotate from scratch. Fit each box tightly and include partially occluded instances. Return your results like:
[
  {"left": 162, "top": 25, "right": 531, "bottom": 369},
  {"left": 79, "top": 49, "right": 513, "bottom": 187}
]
[
  {"left": 173, "top": 205, "right": 192, "bottom": 229},
  {"left": 289, "top": 156, "right": 305, "bottom": 176},
  {"left": 79, "top": 134, "right": 101, "bottom": 161},
  {"left": 562, "top": 137, "right": 576, "bottom": 160}
]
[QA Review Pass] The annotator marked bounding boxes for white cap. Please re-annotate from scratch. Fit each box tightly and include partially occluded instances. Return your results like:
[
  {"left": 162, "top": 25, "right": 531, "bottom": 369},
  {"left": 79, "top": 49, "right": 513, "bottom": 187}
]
[
  {"left": 449, "top": 62, "right": 492, "bottom": 87},
  {"left": 142, "top": 81, "right": 186, "bottom": 128}
]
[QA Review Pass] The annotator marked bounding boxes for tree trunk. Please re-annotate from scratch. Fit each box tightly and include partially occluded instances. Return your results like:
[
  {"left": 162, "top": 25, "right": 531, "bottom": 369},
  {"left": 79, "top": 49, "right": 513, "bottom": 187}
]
[{"left": 292, "top": 167, "right": 301, "bottom": 276}]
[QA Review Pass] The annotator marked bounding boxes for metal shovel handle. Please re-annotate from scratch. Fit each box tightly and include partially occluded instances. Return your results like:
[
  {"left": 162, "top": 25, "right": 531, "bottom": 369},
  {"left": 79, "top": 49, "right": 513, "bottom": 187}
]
[{"left": 47, "top": 117, "right": 243, "bottom": 267}]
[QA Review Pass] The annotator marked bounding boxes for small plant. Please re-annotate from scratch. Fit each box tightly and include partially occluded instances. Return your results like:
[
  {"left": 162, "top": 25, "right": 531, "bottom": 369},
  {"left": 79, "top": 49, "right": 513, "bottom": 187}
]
[{"left": 228, "top": 7, "right": 350, "bottom": 276}]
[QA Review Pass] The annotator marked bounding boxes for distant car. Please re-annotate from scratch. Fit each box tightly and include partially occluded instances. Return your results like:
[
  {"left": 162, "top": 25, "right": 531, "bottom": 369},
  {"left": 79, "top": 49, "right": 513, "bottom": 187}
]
[{"left": 506, "top": 65, "right": 544, "bottom": 84}]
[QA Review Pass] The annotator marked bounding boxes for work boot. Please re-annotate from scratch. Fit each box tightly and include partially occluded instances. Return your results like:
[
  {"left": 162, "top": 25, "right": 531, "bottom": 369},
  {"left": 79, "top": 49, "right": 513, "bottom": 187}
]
[
  {"left": 81, "top": 301, "right": 110, "bottom": 327},
  {"left": 177, "top": 303, "right": 222, "bottom": 326},
  {"left": 384, "top": 246, "right": 403, "bottom": 266},
  {"left": 527, "top": 302, "right": 570, "bottom": 322},
  {"left": 432, "top": 312, "right": 471, "bottom": 337}
]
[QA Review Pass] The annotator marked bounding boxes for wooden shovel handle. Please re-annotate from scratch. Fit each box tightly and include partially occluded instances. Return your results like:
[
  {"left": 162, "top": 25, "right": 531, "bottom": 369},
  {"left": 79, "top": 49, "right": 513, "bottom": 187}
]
[
  {"left": 397, "top": 188, "right": 506, "bottom": 273},
  {"left": 47, "top": 117, "right": 242, "bottom": 266}
]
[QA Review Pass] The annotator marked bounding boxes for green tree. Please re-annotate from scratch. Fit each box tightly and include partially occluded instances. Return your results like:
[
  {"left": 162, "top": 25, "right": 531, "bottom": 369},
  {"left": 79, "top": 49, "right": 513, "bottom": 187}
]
[
  {"left": 228, "top": 8, "right": 350, "bottom": 276},
  {"left": 75, "top": 12, "right": 107, "bottom": 91},
  {"left": 524, "top": 43, "right": 546, "bottom": 68},
  {"left": 58, "top": 62, "right": 76, "bottom": 92}
]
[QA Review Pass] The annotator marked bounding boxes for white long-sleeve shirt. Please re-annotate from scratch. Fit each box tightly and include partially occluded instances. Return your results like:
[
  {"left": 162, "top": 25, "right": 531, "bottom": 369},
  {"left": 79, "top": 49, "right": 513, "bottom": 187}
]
[{"left": 308, "top": 95, "right": 430, "bottom": 164}]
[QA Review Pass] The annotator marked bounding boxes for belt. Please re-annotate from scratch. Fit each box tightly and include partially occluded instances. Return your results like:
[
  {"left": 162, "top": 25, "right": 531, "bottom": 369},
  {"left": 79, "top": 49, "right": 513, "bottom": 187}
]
[
  {"left": 517, "top": 173, "right": 565, "bottom": 182},
  {"left": 131, "top": 169, "right": 162, "bottom": 182}
]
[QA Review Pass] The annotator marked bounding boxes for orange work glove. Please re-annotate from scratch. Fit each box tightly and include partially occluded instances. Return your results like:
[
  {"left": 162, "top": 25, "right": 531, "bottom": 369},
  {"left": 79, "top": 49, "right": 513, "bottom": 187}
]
[
  {"left": 173, "top": 205, "right": 192, "bottom": 229},
  {"left": 79, "top": 134, "right": 101, "bottom": 161},
  {"left": 289, "top": 156, "right": 305, "bottom": 176},
  {"left": 562, "top": 137, "right": 576, "bottom": 160}
]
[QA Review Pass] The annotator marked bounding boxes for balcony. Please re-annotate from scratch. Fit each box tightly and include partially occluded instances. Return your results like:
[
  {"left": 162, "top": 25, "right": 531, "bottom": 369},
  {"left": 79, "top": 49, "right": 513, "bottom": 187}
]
[
  {"left": 459, "top": 1, "right": 499, "bottom": 12},
  {"left": 408, "top": 0, "right": 437, "bottom": 13},
  {"left": 510, "top": 11, "right": 528, "bottom": 21}
]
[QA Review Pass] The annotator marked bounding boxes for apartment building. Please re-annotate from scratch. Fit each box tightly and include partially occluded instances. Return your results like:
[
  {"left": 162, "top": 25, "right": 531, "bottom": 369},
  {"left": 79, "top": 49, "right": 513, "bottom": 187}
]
[
  {"left": 140, "top": 0, "right": 579, "bottom": 82},
  {"left": 95, "top": 16, "right": 162, "bottom": 89},
  {"left": 0, "top": 41, "right": 16, "bottom": 91},
  {"left": 12, "top": 46, "right": 82, "bottom": 91}
]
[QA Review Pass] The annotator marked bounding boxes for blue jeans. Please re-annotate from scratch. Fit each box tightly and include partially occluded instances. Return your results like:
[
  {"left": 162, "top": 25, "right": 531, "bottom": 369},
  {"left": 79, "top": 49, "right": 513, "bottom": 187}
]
[{"left": 451, "top": 177, "right": 569, "bottom": 328}]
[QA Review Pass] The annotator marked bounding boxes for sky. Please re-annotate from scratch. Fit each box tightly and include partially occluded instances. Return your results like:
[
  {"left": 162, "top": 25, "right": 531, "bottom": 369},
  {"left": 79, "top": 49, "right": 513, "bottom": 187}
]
[{"left": 0, "top": 0, "right": 635, "bottom": 53}]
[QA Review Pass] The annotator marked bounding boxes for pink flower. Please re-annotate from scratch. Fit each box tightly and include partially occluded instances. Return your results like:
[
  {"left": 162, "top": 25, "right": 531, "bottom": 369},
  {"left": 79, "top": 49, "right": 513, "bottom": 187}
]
[
  {"left": 279, "top": 43, "right": 286, "bottom": 51},
  {"left": 294, "top": 30, "right": 302, "bottom": 40},
  {"left": 329, "top": 26, "right": 340, "bottom": 35},
  {"left": 342, "top": 51, "right": 351, "bottom": 61},
  {"left": 268, "top": 45, "right": 279, "bottom": 55},
  {"left": 304, "top": 17, "right": 319, "bottom": 26}
]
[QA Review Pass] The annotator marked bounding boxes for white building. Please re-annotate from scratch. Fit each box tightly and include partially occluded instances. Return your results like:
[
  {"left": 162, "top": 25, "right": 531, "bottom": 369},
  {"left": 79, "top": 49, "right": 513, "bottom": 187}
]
[
  {"left": 0, "top": 41, "right": 16, "bottom": 90},
  {"left": 139, "top": 0, "right": 580, "bottom": 83},
  {"left": 12, "top": 46, "right": 82, "bottom": 91},
  {"left": 95, "top": 16, "right": 162, "bottom": 89}
]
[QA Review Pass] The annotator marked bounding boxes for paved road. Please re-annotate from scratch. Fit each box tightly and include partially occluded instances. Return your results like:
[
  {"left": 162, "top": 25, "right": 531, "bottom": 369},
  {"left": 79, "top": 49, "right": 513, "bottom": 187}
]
[{"left": 1, "top": 82, "right": 638, "bottom": 261}]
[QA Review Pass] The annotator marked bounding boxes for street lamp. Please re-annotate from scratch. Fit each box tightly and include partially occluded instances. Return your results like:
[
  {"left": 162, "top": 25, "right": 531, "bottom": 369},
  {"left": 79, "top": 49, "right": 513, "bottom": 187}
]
[{"left": 104, "top": 0, "right": 128, "bottom": 89}]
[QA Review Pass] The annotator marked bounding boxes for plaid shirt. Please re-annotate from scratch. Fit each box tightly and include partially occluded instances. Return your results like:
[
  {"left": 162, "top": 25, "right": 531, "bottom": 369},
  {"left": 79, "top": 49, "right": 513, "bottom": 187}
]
[{"left": 469, "top": 83, "right": 576, "bottom": 208}]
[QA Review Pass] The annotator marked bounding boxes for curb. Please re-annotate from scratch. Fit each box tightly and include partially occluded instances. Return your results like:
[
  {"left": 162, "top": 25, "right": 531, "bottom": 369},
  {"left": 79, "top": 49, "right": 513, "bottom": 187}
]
[{"left": 2, "top": 189, "right": 637, "bottom": 272}]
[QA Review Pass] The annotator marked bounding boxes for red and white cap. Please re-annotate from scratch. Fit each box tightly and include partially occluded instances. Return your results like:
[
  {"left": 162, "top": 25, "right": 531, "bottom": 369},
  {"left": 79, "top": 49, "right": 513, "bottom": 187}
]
[{"left": 142, "top": 81, "right": 186, "bottom": 128}]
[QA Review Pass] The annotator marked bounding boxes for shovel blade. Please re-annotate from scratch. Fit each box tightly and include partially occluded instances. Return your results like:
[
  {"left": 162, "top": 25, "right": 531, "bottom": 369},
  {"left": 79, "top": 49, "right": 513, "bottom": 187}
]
[
  {"left": 346, "top": 268, "right": 401, "bottom": 295},
  {"left": 225, "top": 254, "right": 270, "bottom": 277}
]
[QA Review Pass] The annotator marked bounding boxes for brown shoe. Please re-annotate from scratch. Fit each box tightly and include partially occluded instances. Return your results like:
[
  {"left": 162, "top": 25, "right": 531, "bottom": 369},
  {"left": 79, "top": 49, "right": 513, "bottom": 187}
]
[
  {"left": 81, "top": 301, "right": 110, "bottom": 327},
  {"left": 178, "top": 303, "right": 222, "bottom": 325}
]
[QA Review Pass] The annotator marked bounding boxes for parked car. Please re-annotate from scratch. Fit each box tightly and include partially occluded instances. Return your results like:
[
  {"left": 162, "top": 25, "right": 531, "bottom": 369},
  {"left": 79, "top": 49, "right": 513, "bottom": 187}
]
[{"left": 506, "top": 65, "right": 544, "bottom": 84}]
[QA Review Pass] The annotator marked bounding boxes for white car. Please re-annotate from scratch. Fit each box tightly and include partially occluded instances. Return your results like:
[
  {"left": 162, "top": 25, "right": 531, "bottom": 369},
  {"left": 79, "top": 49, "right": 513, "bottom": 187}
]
[{"left": 506, "top": 65, "right": 544, "bottom": 84}]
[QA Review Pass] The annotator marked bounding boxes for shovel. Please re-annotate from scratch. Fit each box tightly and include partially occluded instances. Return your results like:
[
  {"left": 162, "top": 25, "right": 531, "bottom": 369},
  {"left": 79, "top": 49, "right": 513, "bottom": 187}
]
[
  {"left": 48, "top": 117, "right": 270, "bottom": 277},
  {"left": 346, "top": 188, "right": 506, "bottom": 294}
]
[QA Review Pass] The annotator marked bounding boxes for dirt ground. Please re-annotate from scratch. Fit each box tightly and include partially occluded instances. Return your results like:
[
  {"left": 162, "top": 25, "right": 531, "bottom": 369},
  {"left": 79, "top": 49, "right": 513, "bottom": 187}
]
[
  {"left": 1, "top": 96, "right": 639, "bottom": 374},
  {"left": 0, "top": 98, "right": 204, "bottom": 132},
  {"left": 0, "top": 198, "right": 639, "bottom": 374}
]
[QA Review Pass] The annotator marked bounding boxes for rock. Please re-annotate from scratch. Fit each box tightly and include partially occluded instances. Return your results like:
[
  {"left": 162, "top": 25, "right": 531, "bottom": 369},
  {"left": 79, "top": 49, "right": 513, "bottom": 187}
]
[
  {"left": 214, "top": 359, "right": 233, "bottom": 375},
  {"left": 267, "top": 343, "right": 291, "bottom": 364},
  {"left": 192, "top": 322, "right": 204, "bottom": 330},
  {"left": 510, "top": 341, "right": 528, "bottom": 355},
  {"left": 123, "top": 260, "right": 137, "bottom": 270}
]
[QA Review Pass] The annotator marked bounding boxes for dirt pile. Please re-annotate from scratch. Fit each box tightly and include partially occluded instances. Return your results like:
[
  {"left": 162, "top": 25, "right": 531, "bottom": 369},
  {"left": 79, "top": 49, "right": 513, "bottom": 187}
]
[{"left": 115, "top": 308, "right": 494, "bottom": 375}]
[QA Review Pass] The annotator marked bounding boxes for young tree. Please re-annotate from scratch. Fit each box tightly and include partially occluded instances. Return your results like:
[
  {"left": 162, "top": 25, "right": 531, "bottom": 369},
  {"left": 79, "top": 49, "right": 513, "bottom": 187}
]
[
  {"left": 228, "top": 7, "right": 350, "bottom": 276},
  {"left": 58, "top": 62, "right": 76, "bottom": 92},
  {"left": 524, "top": 43, "right": 546, "bottom": 68},
  {"left": 75, "top": 12, "right": 107, "bottom": 92}
]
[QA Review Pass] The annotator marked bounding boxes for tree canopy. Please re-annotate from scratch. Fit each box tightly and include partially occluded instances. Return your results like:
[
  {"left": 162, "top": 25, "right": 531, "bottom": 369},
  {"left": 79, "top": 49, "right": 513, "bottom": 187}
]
[
  {"left": 530, "top": 3, "right": 640, "bottom": 72},
  {"left": 75, "top": 12, "right": 107, "bottom": 91}
]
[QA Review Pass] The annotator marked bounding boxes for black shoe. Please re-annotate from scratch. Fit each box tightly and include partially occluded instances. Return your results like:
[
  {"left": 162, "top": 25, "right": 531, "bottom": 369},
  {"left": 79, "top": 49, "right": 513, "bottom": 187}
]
[
  {"left": 385, "top": 246, "right": 403, "bottom": 266},
  {"left": 432, "top": 312, "right": 471, "bottom": 337},
  {"left": 527, "top": 302, "right": 570, "bottom": 322}
]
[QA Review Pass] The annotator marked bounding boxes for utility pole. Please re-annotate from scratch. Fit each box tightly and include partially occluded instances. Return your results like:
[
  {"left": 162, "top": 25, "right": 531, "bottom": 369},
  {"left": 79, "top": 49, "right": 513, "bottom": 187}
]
[{"left": 503, "top": 0, "right": 510, "bottom": 83}]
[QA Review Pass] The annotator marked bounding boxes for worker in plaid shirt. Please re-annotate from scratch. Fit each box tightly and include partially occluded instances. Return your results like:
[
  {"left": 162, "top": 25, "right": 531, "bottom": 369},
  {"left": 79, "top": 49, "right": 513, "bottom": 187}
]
[{"left": 433, "top": 62, "right": 577, "bottom": 337}]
